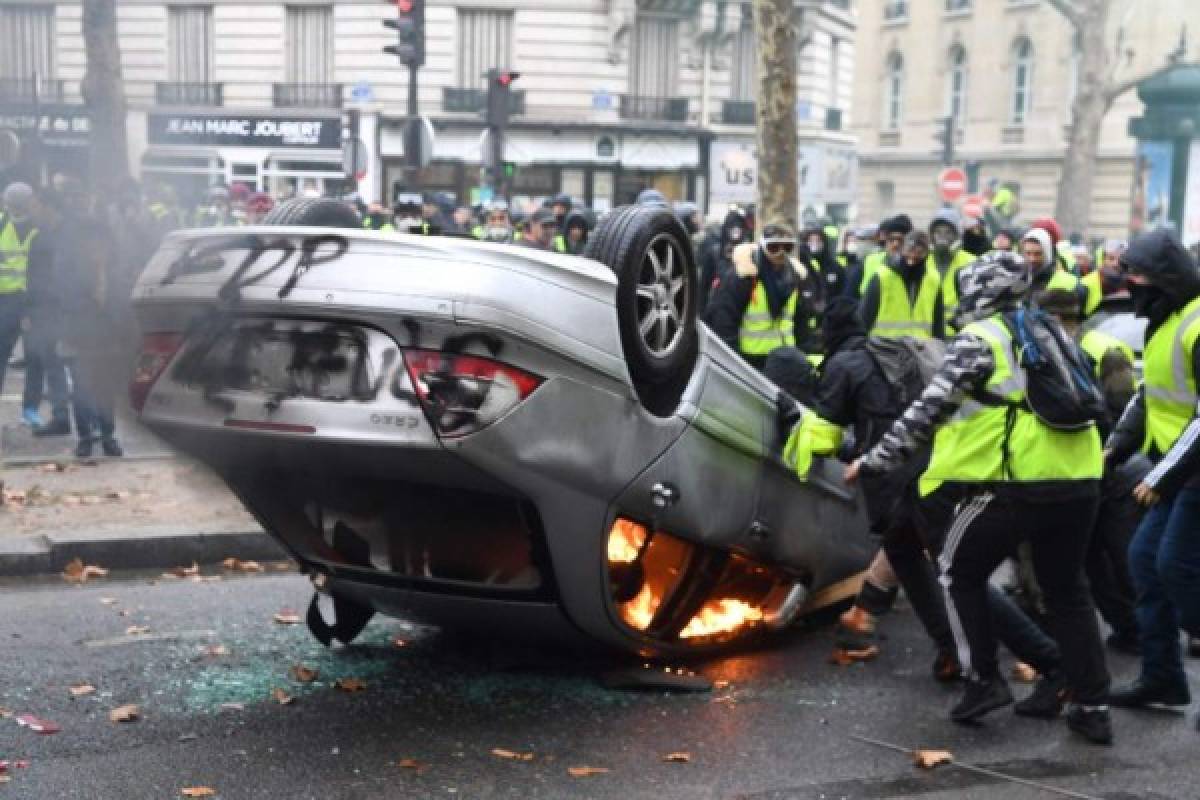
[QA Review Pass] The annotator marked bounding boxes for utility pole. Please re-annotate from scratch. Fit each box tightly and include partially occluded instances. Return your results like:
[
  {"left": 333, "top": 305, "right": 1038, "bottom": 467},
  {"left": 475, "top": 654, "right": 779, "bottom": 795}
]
[
  {"left": 383, "top": 0, "right": 426, "bottom": 195},
  {"left": 484, "top": 69, "right": 519, "bottom": 201}
]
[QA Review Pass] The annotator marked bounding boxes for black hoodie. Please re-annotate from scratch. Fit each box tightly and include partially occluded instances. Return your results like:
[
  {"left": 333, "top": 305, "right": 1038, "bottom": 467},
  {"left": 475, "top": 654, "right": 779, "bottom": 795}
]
[
  {"left": 1108, "top": 228, "right": 1200, "bottom": 495},
  {"left": 699, "top": 210, "right": 747, "bottom": 311}
]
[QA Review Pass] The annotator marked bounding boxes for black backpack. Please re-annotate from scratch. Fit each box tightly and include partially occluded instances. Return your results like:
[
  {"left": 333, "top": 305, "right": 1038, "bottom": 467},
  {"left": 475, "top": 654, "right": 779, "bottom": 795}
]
[
  {"left": 1003, "top": 308, "right": 1106, "bottom": 430},
  {"left": 866, "top": 335, "right": 947, "bottom": 410}
]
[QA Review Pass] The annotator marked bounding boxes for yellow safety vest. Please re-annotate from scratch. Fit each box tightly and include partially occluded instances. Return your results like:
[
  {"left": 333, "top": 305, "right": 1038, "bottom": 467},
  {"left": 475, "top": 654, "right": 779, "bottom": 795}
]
[
  {"left": 1079, "top": 329, "right": 1134, "bottom": 378},
  {"left": 1141, "top": 295, "right": 1200, "bottom": 457},
  {"left": 872, "top": 264, "right": 941, "bottom": 340},
  {"left": 1081, "top": 270, "right": 1103, "bottom": 316},
  {"left": 933, "top": 250, "right": 977, "bottom": 326},
  {"left": 919, "top": 315, "right": 1103, "bottom": 496},
  {"left": 738, "top": 279, "right": 799, "bottom": 357},
  {"left": 0, "top": 216, "right": 36, "bottom": 294},
  {"left": 858, "top": 250, "right": 887, "bottom": 295},
  {"left": 783, "top": 412, "right": 844, "bottom": 480}
]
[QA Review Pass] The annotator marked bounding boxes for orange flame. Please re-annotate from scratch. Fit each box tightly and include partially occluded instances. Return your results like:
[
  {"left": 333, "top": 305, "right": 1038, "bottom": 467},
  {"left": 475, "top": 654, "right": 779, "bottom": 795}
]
[
  {"left": 679, "top": 598, "right": 764, "bottom": 639},
  {"left": 607, "top": 518, "right": 647, "bottom": 564},
  {"left": 620, "top": 583, "right": 659, "bottom": 631}
]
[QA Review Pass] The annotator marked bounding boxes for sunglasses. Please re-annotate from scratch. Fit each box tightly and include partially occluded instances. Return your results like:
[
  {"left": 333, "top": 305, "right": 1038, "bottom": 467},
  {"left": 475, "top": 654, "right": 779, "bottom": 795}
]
[{"left": 765, "top": 242, "right": 795, "bottom": 255}]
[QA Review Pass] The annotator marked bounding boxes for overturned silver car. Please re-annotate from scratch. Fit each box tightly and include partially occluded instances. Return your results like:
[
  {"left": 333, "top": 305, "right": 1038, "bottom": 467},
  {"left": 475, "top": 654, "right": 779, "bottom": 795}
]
[{"left": 130, "top": 199, "right": 872, "bottom": 656}]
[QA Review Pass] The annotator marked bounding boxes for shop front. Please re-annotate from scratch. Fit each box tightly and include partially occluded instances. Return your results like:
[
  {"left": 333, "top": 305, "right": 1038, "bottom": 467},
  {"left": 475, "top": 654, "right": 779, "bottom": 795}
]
[
  {"left": 378, "top": 120, "right": 705, "bottom": 214},
  {"left": 139, "top": 110, "right": 347, "bottom": 208},
  {"left": 0, "top": 104, "right": 90, "bottom": 187}
]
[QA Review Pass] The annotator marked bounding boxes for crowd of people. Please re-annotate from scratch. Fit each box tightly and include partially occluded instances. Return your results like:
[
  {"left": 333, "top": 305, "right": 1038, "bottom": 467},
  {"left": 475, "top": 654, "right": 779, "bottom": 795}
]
[{"left": 5, "top": 171, "right": 1199, "bottom": 748}]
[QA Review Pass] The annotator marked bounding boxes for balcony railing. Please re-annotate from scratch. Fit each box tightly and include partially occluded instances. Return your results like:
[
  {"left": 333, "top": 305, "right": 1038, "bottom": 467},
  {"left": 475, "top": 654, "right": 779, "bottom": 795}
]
[
  {"left": 721, "top": 100, "right": 756, "bottom": 125},
  {"left": 156, "top": 82, "right": 224, "bottom": 106},
  {"left": 273, "top": 83, "right": 344, "bottom": 108},
  {"left": 619, "top": 95, "right": 688, "bottom": 123},
  {"left": 0, "top": 78, "right": 65, "bottom": 105},
  {"left": 441, "top": 87, "right": 526, "bottom": 115}
]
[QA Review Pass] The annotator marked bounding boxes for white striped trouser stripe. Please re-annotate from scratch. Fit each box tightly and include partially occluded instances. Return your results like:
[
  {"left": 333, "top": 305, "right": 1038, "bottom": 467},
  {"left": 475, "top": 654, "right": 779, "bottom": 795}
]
[{"left": 937, "top": 492, "right": 995, "bottom": 678}]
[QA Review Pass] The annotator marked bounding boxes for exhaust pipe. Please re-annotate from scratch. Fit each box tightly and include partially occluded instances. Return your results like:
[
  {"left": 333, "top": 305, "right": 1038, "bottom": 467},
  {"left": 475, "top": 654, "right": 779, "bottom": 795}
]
[{"left": 763, "top": 582, "right": 809, "bottom": 630}]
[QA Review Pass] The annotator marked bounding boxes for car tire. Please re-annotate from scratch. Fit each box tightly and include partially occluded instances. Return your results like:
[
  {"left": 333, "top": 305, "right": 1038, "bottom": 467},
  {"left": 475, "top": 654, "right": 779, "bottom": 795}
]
[
  {"left": 260, "top": 197, "right": 361, "bottom": 229},
  {"left": 585, "top": 205, "right": 698, "bottom": 416}
]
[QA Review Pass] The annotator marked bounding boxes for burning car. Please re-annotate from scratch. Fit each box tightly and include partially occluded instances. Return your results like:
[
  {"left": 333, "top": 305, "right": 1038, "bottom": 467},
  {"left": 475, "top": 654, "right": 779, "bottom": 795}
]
[{"left": 129, "top": 199, "right": 873, "bottom": 656}]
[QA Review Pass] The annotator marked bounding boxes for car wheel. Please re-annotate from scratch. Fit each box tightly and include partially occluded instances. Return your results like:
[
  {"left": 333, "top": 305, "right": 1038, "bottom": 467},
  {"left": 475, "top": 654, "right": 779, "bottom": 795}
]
[
  {"left": 260, "top": 197, "right": 361, "bottom": 229},
  {"left": 585, "top": 205, "right": 698, "bottom": 415}
]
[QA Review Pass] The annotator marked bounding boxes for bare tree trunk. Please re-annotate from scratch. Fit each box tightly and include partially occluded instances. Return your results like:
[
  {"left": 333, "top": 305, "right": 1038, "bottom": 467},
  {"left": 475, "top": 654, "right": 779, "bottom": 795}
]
[
  {"left": 753, "top": 0, "right": 798, "bottom": 231},
  {"left": 81, "top": 0, "right": 129, "bottom": 197}
]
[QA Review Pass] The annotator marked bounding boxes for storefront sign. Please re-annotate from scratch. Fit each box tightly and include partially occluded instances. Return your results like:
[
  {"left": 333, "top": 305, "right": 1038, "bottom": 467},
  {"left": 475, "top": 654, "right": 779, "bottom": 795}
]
[
  {"left": 709, "top": 141, "right": 757, "bottom": 207},
  {"left": 711, "top": 139, "right": 858, "bottom": 210},
  {"left": 147, "top": 112, "right": 341, "bottom": 149},
  {"left": 0, "top": 108, "right": 90, "bottom": 147}
]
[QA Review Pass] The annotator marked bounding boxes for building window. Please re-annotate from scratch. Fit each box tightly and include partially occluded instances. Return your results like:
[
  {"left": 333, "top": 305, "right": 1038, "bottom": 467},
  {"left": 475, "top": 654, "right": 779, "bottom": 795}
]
[
  {"left": 877, "top": 181, "right": 895, "bottom": 216},
  {"left": 829, "top": 36, "right": 841, "bottom": 111},
  {"left": 0, "top": 5, "right": 55, "bottom": 82},
  {"left": 944, "top": 0, "right": 971, "bottom": 12},
  {"left": 168, "top": 7, "right": 212, "bottom": 83},
  {"left": 946, "top": 45, "right": 967, "bottom": 126},
  {"left": 882, "top": 52, "right": 903, "bottom": 131},
  {"left": 630, "top": 15, "right": 679, "bottom": 99},
  {"left": 730, "top": 13, "right": 755, "bottom": 101},
  {"left": 457, "top": 10, "right": 513, "bottom": 88},
  {"left": 883, "top": 1, "right": 908, "bottom": 21},
  {"left": 1010, "top": 37, "right": 1033, "bottom": 126},
  {"left": 285, "top": 6, "right": 334, "bottom": 84}
]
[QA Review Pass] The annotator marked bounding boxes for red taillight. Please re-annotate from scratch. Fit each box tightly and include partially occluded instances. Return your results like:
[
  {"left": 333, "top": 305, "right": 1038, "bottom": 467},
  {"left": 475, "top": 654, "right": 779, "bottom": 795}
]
[
  {"left": 129, "top": 332, "right": 184, "bottom": 413},
  {"left": 401, "top": 349, "right": 542, "bottom": 438}
]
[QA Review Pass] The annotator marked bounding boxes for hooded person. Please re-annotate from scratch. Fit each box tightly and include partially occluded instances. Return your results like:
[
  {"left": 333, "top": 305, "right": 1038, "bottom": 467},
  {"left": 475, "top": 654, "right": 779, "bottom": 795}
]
[
  {"left": 928, "top": 209, "right": 977, "bottom": 327},
  {"left": 1023, "top": 227, "right": 1088, "bottom": 314},
  {"left": 1081, "top": 239, "right": 1128, "bottom": 315},
  {"left": 960, "top": 216, "right": 991, "bottom": 257},
  {"left": 803, "top": 222, "right": 847, "bottom": 299},
  {"left": 860, "top": 230, "right": 945, "bottom": 340},
  {"left": 702, "top": 220, "right": 819, "bottom": 370},
  {"left": 850, "top": 214, "right": 912, "bottom": 299},
  {"left": 698, "top": 208, "right": 749, "bottom": 312},
  {"left": 635, "top": 188, "right": 669, "bottom": 207},
  {"left": 550, "top": 193, "right": 573, "bottom": 230},
  {"left": 1105, "top": 230, "right": 1200, "bottom": 722},
  {"left": 848, "top": 250, "right": 1112, "bottom": 744},
  {"left": 557, "top": 211, "right": 591, "bottom": 255}
]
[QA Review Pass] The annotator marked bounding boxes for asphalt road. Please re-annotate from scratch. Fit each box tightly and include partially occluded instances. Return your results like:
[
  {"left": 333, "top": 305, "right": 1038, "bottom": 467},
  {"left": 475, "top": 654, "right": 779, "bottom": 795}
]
[{"left": 2, "top": 571, "right": 1197, "bottom": 800}]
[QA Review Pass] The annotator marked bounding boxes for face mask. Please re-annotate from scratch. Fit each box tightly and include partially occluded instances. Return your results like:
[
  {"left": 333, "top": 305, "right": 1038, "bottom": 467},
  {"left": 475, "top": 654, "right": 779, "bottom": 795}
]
[
  {"left": 1129, "top": 282, "right": 1172, "bottom": 320},
  {"left": 1100, "top": 268, "right": 1124, "bottom": 294},
  {"left": 484, "top": 225, "right": 513, "bottom": 242},
  {"left": 807, "top": 237, "right": 823, "bottom": 254}
]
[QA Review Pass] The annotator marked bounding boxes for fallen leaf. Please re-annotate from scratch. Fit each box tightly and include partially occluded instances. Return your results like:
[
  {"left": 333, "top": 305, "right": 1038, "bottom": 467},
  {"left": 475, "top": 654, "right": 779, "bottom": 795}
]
[
  {"left": 108, "top": 704, "right": 140, "bottom": 723},
  {"left": 273, "top": 610, "right": 301, "bottom": 625},
  {"left": 396, "top": 758, "right": 429, "bottom": 773},
  {"left": 1011, "top": 662, "right": 1039, "bottom": 683},
  {"left": 713, "top": 680, "right": 730, "bottom": 690},
  {"left": 99, "top": 597, "right": 118, "bottom": 605},
  {"left": 829, "top": 645, "right": 880, "bottom": 666},
  {"left": 335, "top": 678, "right": 367, "bottom": 693},
  {"left": 271, "top": 688, "right": 294, "bottom": 706},
  {"left": 0, "top": 707, "right": 12, "bottom": 718},
  {"left": 568, "top": 766, "right": 610, "bottom": 777},
  {"left": 14, "top": 714, "right": 60, "bottom": 734},
  {"left": 914, "top": 749, "right": 954, "bottom": 769},
  {"left": 62, "top": 558, "right": 108, "bottom": 584},
  {"left": 290, "top": 664, "right": 318, "bottom": 683},
  {"left": 69, "top": 683, "right": 96, "bottom": 697},
  {"left": 200, "top": 644, "right": 229, "bottom": 657},
  {"left": 662, "top": 752, "right": 691, "bottom": 763},
  {"left": 271, "top": 561, "right": 294, "bottom": 572},
  {"left": 167, "top": 563, "right": 200, "bottom": 578},
  {"left": 125, "top": 625, "right": 151, "bottom": 636},
  {"left": 392, "top": 638, "right": 408, "bottom": 648},
  {"left": 491, "top": 748, "right": 534, "bottom": 761},
  {"left": 39, "top": 461, "right": 68, "bottom": 473},
  {"left": 180, "top": 788, "right": 216, "bottom": 798},
  {"left": 191, "top": 575, "right": 223, "bottom": 584}
]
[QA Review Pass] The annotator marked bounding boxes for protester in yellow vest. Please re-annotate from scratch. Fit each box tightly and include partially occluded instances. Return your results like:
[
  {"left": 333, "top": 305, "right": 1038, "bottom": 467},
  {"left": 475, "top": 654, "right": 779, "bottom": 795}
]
[
  {"left": 846, "top": 251, "right": 1112, "bottom": 743},
  {"left": 703, "top": 220, "right": 818, "bottom": 371},
  {"left": 928, "top": 210, "right": 978, "bottom": 327},
  {"left": 1104, "top": 229, "right": 1200, "bottom": 720},
  {"left": 851, "top": 214, "right": 911, "bottom": 299},
  {"left": 1022, "top": 228, "right": 1089, "bottom": 311},
  {"left": 0, "top": 182, "right": 50, "bottom": 422},
  {"left": 860, "top": 231, "right": 945, "bottom": 340},
  {"left": 1081, "top": 239, "right": 1127, "bottom": 316}
]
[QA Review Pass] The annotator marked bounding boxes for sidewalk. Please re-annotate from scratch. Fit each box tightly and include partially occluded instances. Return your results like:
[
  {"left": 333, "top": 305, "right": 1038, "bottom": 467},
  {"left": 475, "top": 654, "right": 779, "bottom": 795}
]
[{"left": 1, "top": 366, "right": 281, "bottom": 576}]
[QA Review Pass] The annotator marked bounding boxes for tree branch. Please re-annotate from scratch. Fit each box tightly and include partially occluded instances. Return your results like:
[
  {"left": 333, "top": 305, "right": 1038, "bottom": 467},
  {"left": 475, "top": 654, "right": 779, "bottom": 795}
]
[
  {"left": 1105, "top": 69, "right": 1157, "bottom": 105},
  {"left": 1044, "top": 0, "right": 1083, "bottom": 29}
]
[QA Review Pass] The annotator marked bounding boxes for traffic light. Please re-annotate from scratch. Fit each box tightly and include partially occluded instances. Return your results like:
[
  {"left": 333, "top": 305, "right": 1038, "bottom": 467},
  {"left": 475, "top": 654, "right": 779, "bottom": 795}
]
[
  {"left": 933, "top": 116, "right": 955, "bottom": 166},
  {"left": 485, "top": 69, "right": 521, "bottom": 128},
  {"left": 502, "top": 161, "right": 517, "bottom": 179},
  {"left": 383, "top": 0, "right": 425, "bottom": 67}
]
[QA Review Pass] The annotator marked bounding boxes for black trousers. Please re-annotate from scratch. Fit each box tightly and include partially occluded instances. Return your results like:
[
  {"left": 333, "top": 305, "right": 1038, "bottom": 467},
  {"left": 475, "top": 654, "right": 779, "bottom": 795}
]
[
  {"left": 917, "top": 486, "right": 1062, "bottom": 676},
  {"left": 879, "top": 513, "right": 954, "bottom": 654},
  {"left": 939, "top": 489, "right": 1110, "bottom": 705},
  {"left": 1085, "top": 492, "right": 1141, "bottom": 640}
]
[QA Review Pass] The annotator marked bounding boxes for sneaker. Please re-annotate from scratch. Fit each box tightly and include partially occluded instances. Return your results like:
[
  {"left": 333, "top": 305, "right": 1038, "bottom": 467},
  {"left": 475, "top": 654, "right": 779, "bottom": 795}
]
[
  {"left": 100, "top": 438, "right": 123, "bottom": 458},
  {"left": 932, "top": 650, "right": 962, "bottom": 683},
  {"left": 1106, "top": 632, "right": 1140, "bottom": 656},
  {"left": 1015, "top": 671, "right": 1068, "bottom": 718},
  {"left": 74, "top": 439, "right": 95, "bottom": 459},
  {"left": 836, "top": 605, "right": 878, "bottom": 650},
  {"left": 1108, "top": 679, "right": 1191, "bottom": 709},
  {"left": 1066, "top": 706, "right": 1113, "bottom": 745},
  {"left": 21, "top": 407, "right": 44, "bottom": 427},
  {"left": 33, "top": 418, "right": 71, "bottom": 437},
  {"left": 951, "top": 676, "right": 1013, "bottom": 723}
]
